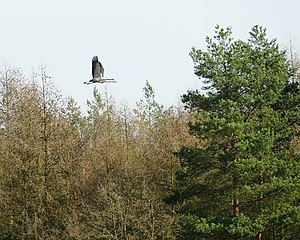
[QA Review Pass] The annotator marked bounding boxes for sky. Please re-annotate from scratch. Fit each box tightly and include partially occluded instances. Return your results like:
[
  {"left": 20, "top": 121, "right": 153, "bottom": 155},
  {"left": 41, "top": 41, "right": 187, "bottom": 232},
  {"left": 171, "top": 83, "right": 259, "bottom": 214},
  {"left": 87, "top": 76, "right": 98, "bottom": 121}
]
[{"left": 1, "top": 0, "right": 300, "bottom": 111}]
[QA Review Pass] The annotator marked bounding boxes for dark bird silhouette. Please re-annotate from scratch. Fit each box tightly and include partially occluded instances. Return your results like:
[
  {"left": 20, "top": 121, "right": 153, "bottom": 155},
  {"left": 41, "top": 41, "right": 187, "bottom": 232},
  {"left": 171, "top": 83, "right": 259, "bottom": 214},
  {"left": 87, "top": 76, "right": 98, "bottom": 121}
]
[{"left": 84, "top": 56, "right": 115, "bottom": 84}]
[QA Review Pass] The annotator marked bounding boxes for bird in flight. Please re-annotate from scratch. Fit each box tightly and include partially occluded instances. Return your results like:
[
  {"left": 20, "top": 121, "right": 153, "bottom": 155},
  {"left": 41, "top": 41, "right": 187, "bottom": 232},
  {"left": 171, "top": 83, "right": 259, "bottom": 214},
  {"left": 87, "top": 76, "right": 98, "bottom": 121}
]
[{"left": 84, "top": 56, "right": 116, "bottom": 84}]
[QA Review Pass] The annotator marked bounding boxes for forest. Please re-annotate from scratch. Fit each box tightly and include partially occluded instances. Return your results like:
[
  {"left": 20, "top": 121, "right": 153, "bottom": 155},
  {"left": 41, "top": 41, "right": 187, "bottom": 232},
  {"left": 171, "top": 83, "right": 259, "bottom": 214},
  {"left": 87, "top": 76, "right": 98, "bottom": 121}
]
[{"left": 0, "top": 26, "right": 299, "bottom": 240}]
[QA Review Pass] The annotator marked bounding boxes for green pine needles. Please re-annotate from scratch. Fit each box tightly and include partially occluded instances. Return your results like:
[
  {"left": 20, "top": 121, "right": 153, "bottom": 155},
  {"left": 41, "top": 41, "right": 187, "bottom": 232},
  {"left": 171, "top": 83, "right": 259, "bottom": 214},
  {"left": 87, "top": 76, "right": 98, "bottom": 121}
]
[{"left": 168, "top": 26, "right": 300, "bottom": 239}]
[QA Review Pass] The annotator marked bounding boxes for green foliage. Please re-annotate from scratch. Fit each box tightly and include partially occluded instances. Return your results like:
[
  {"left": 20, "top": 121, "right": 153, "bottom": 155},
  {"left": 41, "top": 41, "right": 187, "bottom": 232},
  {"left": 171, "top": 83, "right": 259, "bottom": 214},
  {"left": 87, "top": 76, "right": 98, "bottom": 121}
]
[
  {"left": 135, "top": 80, "right": 169, "bottom": 126},
  {"left": 170, "top": 25, "right": 300, "bottom": 239},
  {"left": 0, "top": 25, "right": 299, "bottom": 240},
  {"left": 66, "top": 96, "right": 87, "bottom": 141},
  {"left": 86, "top": 86, "right": 106, "bottom": 122}
]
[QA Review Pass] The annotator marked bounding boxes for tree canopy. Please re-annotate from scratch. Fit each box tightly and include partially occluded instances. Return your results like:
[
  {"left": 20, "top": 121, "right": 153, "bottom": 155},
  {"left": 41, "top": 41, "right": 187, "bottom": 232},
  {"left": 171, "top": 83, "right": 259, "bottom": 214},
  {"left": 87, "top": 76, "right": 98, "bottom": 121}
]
[
  {"left": 0, "top": 25, "right": 299, "bottom": 240},
  {"left": 168, "top": 25, "right": 300, "bottom": 239}
]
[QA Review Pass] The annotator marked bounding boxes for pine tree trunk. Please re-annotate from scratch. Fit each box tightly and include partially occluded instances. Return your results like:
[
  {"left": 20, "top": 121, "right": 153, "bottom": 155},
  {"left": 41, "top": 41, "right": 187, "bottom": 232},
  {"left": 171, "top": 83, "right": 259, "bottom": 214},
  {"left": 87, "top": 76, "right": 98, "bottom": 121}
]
[
  {"left": 256, "top": 232, "right": 262, "bottom": 240},
  {"left": 233, "top": 198, "right": 240, "bottom": 240},
  {"left": 256, "top": 172, "right": 264, "bottom": 240}
]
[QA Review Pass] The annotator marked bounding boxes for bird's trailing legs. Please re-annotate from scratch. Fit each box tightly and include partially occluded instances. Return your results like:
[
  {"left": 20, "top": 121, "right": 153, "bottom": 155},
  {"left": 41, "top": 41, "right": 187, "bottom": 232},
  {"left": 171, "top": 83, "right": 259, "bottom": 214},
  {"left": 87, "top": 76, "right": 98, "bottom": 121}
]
[
  {"left": 102, "top": 78, "right": 116, "bottom": 83},
  {"left": 84, "top": 78, "right": 116, "bottom": 84}
]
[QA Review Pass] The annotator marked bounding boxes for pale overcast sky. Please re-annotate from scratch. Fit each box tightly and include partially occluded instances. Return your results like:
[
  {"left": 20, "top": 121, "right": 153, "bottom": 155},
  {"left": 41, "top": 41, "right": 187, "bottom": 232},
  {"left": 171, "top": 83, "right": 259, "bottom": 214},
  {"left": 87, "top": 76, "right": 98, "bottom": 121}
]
[{"left": 1, "top": 0, "right": 300, "bottom": 110}]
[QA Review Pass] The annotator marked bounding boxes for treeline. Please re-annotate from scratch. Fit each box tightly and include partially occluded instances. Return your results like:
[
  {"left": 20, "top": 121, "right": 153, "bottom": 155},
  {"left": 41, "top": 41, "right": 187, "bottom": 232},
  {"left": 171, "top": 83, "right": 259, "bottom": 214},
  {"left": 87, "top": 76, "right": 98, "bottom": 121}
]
[
  {"left": 0, "top": 67, "right": 193, "bottom": 239},
  {"left": 0, "top": 25, "right": 300, "bottom": 240}
]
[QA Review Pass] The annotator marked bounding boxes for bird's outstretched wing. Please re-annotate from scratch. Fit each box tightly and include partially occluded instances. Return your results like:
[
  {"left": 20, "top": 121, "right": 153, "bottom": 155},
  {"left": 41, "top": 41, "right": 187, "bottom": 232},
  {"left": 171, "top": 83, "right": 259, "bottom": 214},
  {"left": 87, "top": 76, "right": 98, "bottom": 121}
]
[
  {"left": 92, "top": 56, "right": 104, "bottom": 79},
  {"left": 99, "top": 62, "right": 104, "bottom": 77}
]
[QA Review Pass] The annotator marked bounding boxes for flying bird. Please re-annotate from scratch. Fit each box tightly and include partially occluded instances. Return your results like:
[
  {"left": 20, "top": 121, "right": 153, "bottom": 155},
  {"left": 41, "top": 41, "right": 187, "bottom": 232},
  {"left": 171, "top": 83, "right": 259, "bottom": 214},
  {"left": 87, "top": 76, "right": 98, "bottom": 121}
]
[{"left": 84, "top": 56, "right": 115, "bottom": 84}]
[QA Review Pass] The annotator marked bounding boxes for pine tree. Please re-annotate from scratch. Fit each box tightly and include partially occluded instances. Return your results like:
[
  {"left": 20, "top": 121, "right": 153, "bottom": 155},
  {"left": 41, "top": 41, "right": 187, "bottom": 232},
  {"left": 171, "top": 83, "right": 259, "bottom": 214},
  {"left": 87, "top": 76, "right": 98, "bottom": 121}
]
[
  {"left": 135, "top": 80, "right": 165, "bottom": 127},
  {"left": 168, "top": 26, "right": 300, "bottom": 239}
]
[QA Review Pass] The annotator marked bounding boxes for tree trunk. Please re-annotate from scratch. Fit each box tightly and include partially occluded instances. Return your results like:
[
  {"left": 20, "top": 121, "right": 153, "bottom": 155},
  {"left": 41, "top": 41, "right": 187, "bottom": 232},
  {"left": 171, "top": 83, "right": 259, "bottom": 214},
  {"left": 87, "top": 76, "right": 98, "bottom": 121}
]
[
  {"left": 256, "top": 232, "right": 262, "bottom": 240},
  {"left": 233, "top": 198, "right": 240, "bottom": 240}
]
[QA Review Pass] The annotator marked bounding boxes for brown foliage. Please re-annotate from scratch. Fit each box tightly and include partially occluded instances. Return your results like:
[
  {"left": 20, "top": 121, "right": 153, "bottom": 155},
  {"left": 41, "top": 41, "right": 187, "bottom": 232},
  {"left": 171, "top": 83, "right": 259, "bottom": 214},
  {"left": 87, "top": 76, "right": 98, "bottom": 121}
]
[{"left": 0, "top": 66, "right": 193, "bottom": 239}]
